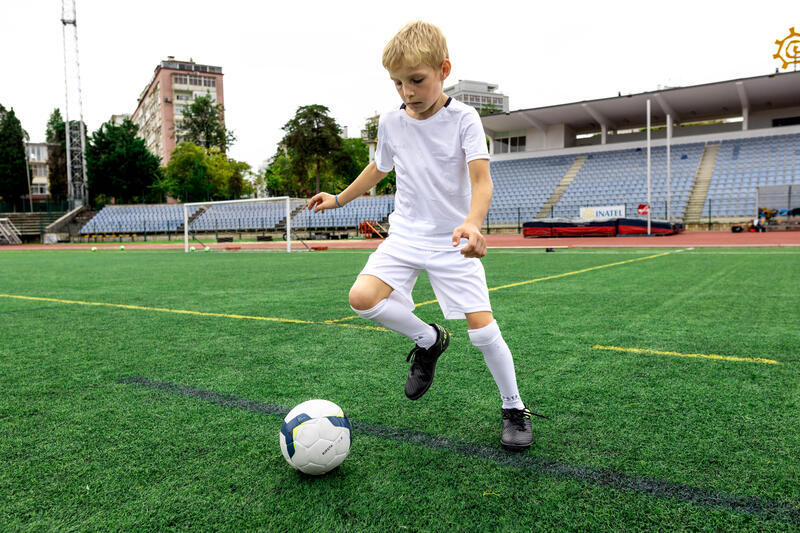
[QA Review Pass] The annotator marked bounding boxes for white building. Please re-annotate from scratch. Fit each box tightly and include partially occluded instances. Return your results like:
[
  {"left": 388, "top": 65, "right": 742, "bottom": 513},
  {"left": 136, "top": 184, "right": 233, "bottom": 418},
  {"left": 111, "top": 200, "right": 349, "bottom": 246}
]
[
  {"left": 480, "top": 71, "right": 800, "bottom": 156},
  {"left": 25, "top": 142, "right": 51, "bottom": 200},
  {"left": 110, "top": 114, "right": 130, "bottom": 126},
  {"left": 444, "top": 80, "right": 509, "bottom": 114}
]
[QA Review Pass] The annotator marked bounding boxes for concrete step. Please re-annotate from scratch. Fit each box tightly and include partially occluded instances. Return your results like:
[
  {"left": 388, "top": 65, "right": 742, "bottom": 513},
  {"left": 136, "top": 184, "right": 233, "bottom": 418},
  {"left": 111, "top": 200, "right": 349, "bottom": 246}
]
[
  {"left": 683, "top": 144, "right": 721, "bottom": 222},
  {"left": 0, "top": 212, "right": 64, "bottom": 235}
]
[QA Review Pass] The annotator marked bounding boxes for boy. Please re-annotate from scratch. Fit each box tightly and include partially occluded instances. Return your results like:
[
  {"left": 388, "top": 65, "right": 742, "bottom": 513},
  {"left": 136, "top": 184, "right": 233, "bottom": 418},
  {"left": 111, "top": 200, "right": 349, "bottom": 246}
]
[{"left": 308, "top": 20, "right": 537, "bottom": 451}]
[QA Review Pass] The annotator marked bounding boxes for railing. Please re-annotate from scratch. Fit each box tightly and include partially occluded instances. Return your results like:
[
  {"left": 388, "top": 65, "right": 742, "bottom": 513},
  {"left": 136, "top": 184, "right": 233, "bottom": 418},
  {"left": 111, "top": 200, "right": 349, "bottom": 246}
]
[{"left": 0, "top": 218, "right": 22, "bottom": 245}]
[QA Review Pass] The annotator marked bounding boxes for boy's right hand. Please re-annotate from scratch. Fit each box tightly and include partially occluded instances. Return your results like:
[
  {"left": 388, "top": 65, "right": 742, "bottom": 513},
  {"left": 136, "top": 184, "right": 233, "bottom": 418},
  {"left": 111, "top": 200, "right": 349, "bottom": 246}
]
[{"left": 308, "top": 193, "right": 336, "bottom": 213}]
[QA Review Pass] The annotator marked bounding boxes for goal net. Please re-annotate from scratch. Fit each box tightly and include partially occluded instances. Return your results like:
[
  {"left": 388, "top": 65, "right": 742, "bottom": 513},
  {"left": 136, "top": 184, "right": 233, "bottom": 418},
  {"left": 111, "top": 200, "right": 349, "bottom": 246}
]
[{"left": 182, "top": 196, "right": 305, "bottom": 252}]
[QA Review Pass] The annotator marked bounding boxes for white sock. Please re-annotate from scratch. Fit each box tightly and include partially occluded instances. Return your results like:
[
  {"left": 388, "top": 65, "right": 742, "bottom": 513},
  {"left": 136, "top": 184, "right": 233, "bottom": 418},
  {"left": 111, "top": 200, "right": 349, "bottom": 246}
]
[
  {"left": 352, "top": 297, "right": 437, "bottom": 349},
  {"left": 468, "top": 321, "right": 524, "bottom": 409}
]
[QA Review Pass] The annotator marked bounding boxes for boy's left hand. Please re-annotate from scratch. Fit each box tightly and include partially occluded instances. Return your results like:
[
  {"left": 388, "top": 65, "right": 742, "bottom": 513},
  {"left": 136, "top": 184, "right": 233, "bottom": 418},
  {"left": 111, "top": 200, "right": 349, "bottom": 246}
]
[{"left": 452, "top": 223, "right": 486, "bottom": 258}]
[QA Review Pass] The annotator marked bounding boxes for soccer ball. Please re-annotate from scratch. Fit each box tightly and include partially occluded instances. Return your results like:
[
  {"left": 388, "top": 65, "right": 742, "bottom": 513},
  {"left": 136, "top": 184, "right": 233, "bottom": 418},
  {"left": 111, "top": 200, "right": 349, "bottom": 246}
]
[{"left": 279, "top": 399, "right": 351, "bottom": 475}]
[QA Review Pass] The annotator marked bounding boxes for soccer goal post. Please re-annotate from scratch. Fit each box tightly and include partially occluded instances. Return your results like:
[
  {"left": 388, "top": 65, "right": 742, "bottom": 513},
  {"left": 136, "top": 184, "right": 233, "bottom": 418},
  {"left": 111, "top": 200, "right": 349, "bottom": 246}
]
[{"left": 183, "top": 196, "right": 295, "bottom": 252}]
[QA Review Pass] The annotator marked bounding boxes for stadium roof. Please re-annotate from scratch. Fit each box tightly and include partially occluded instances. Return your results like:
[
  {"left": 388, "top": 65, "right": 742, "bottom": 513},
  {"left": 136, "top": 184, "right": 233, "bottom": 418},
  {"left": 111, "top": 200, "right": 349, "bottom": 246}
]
[{"left": 480, "top": 71, "right": 800, "bottom": 135}]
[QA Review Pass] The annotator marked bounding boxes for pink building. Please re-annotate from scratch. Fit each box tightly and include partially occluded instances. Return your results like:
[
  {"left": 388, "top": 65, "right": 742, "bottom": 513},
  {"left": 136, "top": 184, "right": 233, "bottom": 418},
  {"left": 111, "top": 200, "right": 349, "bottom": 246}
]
[{"left": 131, "top": 57, "right": 225, "bottom": 164}]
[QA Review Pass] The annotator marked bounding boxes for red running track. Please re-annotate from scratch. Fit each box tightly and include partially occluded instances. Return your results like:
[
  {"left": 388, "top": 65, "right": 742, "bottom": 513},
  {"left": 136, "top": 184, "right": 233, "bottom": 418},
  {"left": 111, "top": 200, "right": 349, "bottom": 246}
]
[{"left": 4, "top": 231, "right": 800, "bottom": 251}]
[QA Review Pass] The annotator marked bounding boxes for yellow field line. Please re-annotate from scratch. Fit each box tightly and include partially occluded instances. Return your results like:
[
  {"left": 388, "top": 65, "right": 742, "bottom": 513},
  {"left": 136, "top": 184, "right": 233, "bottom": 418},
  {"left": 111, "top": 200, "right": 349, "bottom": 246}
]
[
  {"left": 324, "top": 315, "right": 361, "bottom": 324},
  {"left": 2, "top": 251, "right": 672, "bottom": 332},
  {"left": 0, "top": 293, "right": 386, "bottom": 332},
  {"left": 486, "top": 250, "right": 673, "bottom": 293},
  {"left": 593, "top": 344, "right": 780, "bottom": 365},
  {"left": 331, "top": 250, "right": 675, "bottom": 321}
]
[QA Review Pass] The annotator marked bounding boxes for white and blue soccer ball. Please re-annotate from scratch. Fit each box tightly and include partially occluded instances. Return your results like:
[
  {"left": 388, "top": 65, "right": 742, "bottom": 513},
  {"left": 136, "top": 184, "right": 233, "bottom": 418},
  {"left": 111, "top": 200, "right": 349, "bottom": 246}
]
[{"left": 279, "top": 399, "right": 351, "bottom": 475}]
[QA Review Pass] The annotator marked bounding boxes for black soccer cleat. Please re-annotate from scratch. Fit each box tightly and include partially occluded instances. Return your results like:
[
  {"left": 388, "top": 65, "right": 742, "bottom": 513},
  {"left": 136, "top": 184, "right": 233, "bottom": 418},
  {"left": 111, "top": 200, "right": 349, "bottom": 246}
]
[
  {"left": 501, "top": 407, "right": 536, "bottom": 451},
  {"left": 404, "top": 323, "right": 450, "bottom": 400}
]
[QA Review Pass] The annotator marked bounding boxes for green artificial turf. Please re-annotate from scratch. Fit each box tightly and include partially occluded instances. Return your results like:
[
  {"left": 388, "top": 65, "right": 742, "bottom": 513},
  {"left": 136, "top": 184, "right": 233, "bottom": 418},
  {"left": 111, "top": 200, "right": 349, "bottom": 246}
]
[{"left": 1, "top": 247, "right": 799, "bottom": 531}]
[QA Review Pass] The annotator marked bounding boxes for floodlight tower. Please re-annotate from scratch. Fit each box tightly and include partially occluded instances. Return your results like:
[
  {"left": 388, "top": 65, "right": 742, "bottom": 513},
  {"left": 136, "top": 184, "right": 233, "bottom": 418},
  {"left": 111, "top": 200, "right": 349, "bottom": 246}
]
[{"left": 61, "top": 0, "right": 88, "bottom": 209}]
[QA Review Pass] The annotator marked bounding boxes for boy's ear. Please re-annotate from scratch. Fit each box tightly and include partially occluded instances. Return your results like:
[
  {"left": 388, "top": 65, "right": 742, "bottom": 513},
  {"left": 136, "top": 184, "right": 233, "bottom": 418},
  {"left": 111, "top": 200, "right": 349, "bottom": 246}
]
[{"left": 440, "top": 59, "right": 451, "bottom": 81}]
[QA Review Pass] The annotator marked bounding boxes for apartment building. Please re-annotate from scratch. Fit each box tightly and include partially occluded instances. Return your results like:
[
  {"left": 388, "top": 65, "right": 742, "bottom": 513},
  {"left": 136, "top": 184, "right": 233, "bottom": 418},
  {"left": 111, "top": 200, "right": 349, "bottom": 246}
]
[
  {"left": 131, "top": 57, "right": 224, "bottom": 163},
  {"left": 25, "top": 142, "right": 51, "bottom": 200}
]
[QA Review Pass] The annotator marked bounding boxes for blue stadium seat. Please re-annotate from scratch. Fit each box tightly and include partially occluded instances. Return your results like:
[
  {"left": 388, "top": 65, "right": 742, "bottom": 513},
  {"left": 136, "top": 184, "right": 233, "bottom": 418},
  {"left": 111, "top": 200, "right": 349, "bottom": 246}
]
[{"left": 702, "top": 133, "right": 800, "bottom": 217}]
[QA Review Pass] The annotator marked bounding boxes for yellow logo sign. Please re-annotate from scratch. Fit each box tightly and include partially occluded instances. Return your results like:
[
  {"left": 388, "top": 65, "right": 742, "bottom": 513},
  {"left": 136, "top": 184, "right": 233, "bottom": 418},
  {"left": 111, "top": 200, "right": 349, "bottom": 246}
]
[{"left": 774, "top": 27, "right": 800, "bottom": 69}]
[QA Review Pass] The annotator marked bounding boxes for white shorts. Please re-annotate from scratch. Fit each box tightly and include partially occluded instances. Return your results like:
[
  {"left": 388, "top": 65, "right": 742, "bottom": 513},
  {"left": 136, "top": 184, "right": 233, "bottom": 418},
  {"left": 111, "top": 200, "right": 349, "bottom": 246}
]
[{"left": 359, "top": 235, "right": 492, "bottom": 320}]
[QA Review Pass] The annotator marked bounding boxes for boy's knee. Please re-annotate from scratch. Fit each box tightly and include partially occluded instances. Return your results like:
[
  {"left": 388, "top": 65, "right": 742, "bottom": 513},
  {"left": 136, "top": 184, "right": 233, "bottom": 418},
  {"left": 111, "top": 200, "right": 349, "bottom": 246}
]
[
  {"left": 349, "top": 275, "right": 393, "bottom": 311},
  {"left": 349, "top": 287, "right": 378, "bottom": 311},
  {"left": 468, "top": 319, "right": 501, "bottom": 347},
  {"left": 466, "top": 311, "right": 495, "bottom": 331}
]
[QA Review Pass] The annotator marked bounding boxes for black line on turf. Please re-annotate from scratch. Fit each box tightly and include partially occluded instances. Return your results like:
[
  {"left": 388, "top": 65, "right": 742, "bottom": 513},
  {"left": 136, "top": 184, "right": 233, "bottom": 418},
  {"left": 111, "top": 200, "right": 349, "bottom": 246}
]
[
  {"left": 118, "top": 376, "right": 800, "bottom": 525},
  {"left": 0, "top": 306, "right": 63, "bottom": 315},
  {"left": 268, "top": 273, "right": 355, "bottom": 285}
]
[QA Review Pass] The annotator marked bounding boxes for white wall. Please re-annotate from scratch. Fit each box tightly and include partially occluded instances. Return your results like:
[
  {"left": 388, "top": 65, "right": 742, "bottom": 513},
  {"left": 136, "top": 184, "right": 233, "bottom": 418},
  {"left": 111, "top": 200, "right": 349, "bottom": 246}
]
[
  {"left": 575, "top": 122, "right": 743, "bottom": 147},
  {"left": 492, "top": 124, "right": 800, "bottom": 162},
  {"left": 750, "top": 106, "right": 800, "bottom": 129},
  {"left": 524, "top": 124, "right": 576, "bottom": 150},
  {"left": 525, "top": 127, "right": 546, "bottom": 151},
  {"left": 519, "top": 109, "right": 800, "bottom": 152}
]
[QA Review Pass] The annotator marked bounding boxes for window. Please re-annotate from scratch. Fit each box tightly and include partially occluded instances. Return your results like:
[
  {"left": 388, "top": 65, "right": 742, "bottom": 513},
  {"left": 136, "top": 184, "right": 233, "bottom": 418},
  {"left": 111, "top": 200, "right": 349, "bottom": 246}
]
[
  {"left": 178, "top": 74, "right": 216, "bottom": 88},
  {"left": 192, "top": 90, "right": 216, "bottom": 101},
  {"left": 27, "top": 145, "right": 46, "bottom": 161},
  {"left": 494, "top": 135, "right": 526, "bottom": 154},
  {"left": 773, "top": 116, "right": 800, "bottom": 127}
]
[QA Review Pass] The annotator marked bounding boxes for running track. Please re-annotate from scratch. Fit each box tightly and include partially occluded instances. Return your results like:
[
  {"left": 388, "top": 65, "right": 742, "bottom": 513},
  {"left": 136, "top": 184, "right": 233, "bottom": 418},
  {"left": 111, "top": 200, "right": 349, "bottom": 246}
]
[{"left": 5, "top": 231, "right": 800, "bottom": 251}]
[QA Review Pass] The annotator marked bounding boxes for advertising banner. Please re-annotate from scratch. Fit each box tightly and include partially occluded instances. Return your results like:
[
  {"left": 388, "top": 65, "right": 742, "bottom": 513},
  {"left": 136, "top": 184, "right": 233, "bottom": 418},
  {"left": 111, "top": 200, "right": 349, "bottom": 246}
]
[{"left": 579, "top": 205, "right": 625, "bottom": 220}]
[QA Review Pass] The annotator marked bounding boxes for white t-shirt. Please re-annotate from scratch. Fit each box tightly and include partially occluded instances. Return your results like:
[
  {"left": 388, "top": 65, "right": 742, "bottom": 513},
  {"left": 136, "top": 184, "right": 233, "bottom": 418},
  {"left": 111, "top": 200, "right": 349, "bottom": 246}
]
[{"left": 375, "top": 97, "right": 490, "bottom": 250}]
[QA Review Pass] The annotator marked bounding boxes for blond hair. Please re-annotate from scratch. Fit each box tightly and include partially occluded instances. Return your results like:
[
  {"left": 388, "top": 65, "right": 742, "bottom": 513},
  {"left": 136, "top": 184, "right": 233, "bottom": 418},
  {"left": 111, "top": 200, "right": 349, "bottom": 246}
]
[{"left": 382, "top": 21, "right": 449, "bottom": 71}]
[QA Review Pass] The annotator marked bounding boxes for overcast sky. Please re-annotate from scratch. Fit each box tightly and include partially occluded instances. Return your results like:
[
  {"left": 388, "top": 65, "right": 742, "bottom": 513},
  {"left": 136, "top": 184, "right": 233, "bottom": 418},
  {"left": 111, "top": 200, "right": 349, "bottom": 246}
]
[{"left": 1, "top": 0, "right": 795, "bottom": 171}]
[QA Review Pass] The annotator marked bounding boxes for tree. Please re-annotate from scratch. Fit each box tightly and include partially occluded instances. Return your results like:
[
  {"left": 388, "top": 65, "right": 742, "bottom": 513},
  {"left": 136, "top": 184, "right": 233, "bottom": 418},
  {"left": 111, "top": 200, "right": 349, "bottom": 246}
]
[
  {"left": 375, "top": 170, "right": 397, "bottom": 195},
  {"left": 176, "top": 95, "right": 235, "bottom": 152},
  {"left": 263, "top": 150, "right": 307, "bottom": 197},
  {"left": 45, "top": 108, "right": 63, "bottom": 143},
  {"left": 330, "top": 137, "right": 368, "bottom": 192},
  {"left": 227, "top": 160, "right": 252, "bottom": 199},
  {"left": 205, "top": 147, "right": 251, "bottom": 200},
  {"left": 160, "top": 142, "right": 210, "bottom": 202},
  {"left": 477, "top": 103, "right": 501, "bottom": 117},
  {"left": 361, "top": 114, "right": 396, "bottom": 194},
  {"left": 363, "top": 114, "right": 378, "bottom": 141},
  {"left": 85, "top": 118, "right": 161, "bottom": 204},
  {"left": 279, "top": 105, "right": 342, "bottom": 194},
  {"left": 0, "top": 105, "right": 29, "bottom": 211},
  {"left": 45, "top": 109, "right": 68, "bottom": 204},
  {"left": 159, "top": 142, "right": 251, "bottom": 202}
]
